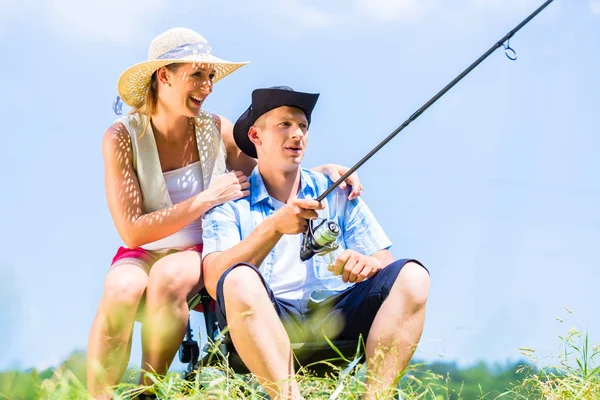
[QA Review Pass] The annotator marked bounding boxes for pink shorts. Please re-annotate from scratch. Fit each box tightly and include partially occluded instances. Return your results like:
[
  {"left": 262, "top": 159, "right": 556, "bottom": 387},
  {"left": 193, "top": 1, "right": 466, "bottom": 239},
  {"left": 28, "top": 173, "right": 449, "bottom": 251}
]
[{"left": 111, "top": 244, "right": 204, "bottom": 272}]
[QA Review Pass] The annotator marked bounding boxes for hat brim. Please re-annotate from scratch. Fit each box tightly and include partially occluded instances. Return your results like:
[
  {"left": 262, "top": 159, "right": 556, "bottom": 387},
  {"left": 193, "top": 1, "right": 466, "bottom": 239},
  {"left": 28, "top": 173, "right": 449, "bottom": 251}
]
[
  {"left": 117, "top": 54, "right": 249, "bottom": 109},
  {"left": 233, "top": 88, "right": 319, "bottom": 159}
]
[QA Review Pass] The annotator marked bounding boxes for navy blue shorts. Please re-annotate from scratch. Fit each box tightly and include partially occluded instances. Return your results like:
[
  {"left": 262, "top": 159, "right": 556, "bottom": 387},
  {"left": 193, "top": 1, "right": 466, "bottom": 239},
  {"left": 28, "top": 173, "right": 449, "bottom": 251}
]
[{"left": 215, "top": 258, "right": 428, "bottom": 343}]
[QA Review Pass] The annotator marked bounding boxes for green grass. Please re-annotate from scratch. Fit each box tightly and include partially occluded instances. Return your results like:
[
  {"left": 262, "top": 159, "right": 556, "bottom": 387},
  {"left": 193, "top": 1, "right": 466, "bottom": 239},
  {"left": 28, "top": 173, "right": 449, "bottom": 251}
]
[
  {"left": 1, "top": 359, "right": 452, "bottom": 400},
  {"left": 2, "top": 316, "right": 599, "bottom": 399},
  {"left": 507, "top": 326, "right": 600, "bottom": 399}
]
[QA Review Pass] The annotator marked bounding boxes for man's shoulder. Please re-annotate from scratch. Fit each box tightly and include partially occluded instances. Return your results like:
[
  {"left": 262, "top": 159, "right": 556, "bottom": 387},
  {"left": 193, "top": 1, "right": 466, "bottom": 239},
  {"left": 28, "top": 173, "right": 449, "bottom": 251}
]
[
  {"left": 301, "top": 168, "right": 335, "bottom": 191},
  {"left": 226, "top": 195, "right": 252, "bottom": 211},
  {"left": 301, "top": 168, "right": 353, "bottom": 204},
  {"left": 204, "top": 196, "right": 247, "bottom": 219}
]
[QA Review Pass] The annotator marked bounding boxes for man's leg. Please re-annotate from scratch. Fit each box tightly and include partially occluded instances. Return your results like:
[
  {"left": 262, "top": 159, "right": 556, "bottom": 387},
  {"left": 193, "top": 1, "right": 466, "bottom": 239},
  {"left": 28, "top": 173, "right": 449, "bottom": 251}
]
[
  {"left": 218, "top": 264, "right": 302, "bottom": 400},
  {"left": 316, "top": 259, "right": 429, "bottom": 399},
  {"left": 364, "top": 260, "right": 430, "bottom": 399}
]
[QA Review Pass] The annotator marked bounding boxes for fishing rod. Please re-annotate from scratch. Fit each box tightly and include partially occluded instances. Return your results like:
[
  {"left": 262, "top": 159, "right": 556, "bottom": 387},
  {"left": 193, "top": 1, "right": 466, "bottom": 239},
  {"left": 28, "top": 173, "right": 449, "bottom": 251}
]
[{"left": 300, "top": 0, "right": 557, "bottom": 261}]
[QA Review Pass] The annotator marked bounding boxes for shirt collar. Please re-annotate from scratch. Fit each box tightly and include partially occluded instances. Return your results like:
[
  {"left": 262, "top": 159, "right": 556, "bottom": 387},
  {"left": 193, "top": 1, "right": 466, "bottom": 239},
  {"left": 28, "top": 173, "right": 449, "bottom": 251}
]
[
  {"left": 249, "top": 166, "right": 317, "bottom": 206},
  {"left": 249, "top": 166, "right": 270, "bottom": 206}
]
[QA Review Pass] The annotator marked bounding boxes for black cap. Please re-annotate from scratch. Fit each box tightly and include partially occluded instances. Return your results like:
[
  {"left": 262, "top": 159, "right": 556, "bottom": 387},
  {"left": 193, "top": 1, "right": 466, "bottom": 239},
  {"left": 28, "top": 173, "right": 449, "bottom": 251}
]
[{"left": 233, "top": 86, "right": 320, "bottom": 158}]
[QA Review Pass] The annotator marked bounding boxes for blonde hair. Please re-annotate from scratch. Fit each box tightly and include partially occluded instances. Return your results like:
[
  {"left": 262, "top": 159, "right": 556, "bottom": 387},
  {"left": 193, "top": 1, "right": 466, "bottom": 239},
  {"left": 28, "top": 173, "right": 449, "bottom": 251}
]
[
  {"left": 129, "top": 64, "right": 180, "bottom": 136},
  {"left": 253, "top": 113, "right": 268, "bottom": 130}
]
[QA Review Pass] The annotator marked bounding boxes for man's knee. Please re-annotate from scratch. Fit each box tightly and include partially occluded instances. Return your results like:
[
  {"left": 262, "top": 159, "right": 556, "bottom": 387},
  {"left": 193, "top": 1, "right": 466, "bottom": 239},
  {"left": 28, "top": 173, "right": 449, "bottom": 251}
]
[
  {"left": 393, "top": 261, "right": 430, "bottom": 309},
  {"left": 221, "top": 264, "right": 268, "bottom": 309}
]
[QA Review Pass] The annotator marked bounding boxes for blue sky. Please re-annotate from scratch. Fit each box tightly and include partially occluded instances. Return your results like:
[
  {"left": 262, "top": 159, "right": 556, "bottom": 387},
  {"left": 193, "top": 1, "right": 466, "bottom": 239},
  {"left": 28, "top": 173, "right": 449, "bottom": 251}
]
[{"left": 1, "top": 0, "right": 599, "bottom": 373}]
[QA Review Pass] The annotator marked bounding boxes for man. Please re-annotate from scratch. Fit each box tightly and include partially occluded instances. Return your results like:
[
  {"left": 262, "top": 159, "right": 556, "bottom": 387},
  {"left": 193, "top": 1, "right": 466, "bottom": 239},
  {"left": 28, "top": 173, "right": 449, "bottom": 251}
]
[{"left": 201, "top": 86, "right": 430, "bottom": 400}]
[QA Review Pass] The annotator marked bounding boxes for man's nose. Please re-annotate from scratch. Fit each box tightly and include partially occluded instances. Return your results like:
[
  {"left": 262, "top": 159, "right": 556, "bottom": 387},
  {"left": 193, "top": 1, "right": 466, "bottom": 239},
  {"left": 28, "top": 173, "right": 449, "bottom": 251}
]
[{"left": 291, "top": 126, "right": 305, "bottom": 139}]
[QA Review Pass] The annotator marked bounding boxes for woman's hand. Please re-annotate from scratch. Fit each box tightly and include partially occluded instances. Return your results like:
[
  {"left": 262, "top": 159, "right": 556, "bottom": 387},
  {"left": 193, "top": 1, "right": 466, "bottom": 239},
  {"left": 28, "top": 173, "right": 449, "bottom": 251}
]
[
  {"left": 204, "top": 171, "right": 250, "bottom": 207},
  {"left": 312, "top": 164, "right": 364, "bottom": 200}
]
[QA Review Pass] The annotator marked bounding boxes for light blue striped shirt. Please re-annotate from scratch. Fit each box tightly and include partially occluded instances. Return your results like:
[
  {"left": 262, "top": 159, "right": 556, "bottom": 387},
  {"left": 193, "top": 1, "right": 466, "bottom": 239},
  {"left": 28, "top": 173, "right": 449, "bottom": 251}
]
[{"left": 202, "top": 167, "right": 392, "bottom": 297}]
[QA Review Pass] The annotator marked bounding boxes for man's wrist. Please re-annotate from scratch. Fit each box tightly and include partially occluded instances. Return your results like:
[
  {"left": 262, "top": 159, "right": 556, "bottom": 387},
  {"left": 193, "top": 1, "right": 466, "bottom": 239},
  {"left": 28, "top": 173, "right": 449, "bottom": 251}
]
[
  {"left": 264, "top": 214, "right": 283, "bottom": 237},
  {"left": 368, "top": 255, "right": 382, "bottom": 269}
]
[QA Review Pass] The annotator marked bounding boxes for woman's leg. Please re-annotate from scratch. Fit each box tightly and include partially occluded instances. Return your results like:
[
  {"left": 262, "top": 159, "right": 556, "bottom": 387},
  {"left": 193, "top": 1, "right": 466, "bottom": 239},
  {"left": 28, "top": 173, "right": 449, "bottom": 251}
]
[
  {"left": 139, "top": 250, "right": 203, "bottom": 383},
  {"left": 87, "top": 259, "right": 150, "bottom": 399}
]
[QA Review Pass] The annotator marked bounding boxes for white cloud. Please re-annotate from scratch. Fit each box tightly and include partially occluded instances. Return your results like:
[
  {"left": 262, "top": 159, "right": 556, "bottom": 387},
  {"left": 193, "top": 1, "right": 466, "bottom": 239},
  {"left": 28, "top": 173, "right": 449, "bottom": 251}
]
[
  {"left": 315, "top": 0, "right": 551, "bottom": 25},
  {"left": 254, "top": 0, "right": 339, "bottom": 29},
  {"left": 469, "top": 0, "right": 541, "bottom": 14},
  {"left": 49, "top": 0, "right": 166, "bottom": 45},
  {"left": 354, "top": 0, "right": 439, "bottom": 22},
  {"left": 278, "top": 0, "right": 337, "bottom": 28},
  {"left": 47, "top": 0, "right": 334, "bottom": 42},
  {"left": 1, "top": 0, "right": 165, "bottom": 44},
  {"left": 591, "top": 0, "right": 600, "bottom": 14},
  {"left": 0, "top": 0, "right": 41, "bottom": 31},
  {"left": 444, "top": 0, "right": 560, "bottom": 34},
  {"left": 0, "top": 0, "right": 38, "bottom": 17},
  {"left": 1, "top": 0, "right": 564, "bottom": 43}
]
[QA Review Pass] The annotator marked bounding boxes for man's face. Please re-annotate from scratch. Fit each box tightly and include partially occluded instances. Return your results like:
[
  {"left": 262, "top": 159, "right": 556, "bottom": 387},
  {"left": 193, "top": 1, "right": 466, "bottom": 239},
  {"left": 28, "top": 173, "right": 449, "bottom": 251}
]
[{"left": 251, "top": 106, "right": 309, "bottom": 170}]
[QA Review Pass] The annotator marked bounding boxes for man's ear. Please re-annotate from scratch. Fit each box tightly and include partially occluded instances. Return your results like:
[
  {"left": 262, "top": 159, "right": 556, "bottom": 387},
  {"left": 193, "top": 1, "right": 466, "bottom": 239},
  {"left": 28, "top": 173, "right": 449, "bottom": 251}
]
[{"left": 248, "top": 126, "right": 261, "bottom": 147}]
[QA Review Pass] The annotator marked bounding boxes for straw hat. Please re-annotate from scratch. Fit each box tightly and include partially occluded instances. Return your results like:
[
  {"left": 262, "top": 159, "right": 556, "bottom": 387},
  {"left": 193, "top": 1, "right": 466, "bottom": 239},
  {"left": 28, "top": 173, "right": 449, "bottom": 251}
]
[{"left": 117, "top": 27, "right": 249, "bottom": 109}]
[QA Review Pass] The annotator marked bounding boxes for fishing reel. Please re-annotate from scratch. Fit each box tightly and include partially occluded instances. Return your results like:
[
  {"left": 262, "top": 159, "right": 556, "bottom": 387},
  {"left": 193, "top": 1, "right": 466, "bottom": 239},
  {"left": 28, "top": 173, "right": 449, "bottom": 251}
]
[{"left": 300, "top": 218, "right": 341, "bottom": 261}]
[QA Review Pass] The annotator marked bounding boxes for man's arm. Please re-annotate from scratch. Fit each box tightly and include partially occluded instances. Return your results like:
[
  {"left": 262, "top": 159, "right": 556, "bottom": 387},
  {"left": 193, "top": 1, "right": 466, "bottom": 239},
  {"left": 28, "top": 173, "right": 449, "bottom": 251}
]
[
  {"left": 202, "top": 198, "right": 324, "bottom": 298},
  {"left": 372, "top": 249, "right": 395, "bottom": 267},
  {"left": 203, "top": 218, "right": 281, "bottom": 298}
]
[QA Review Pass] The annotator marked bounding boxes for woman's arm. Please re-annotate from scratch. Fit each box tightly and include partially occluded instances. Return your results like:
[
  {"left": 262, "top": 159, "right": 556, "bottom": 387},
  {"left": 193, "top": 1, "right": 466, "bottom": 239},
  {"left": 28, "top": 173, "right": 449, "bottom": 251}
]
[
  {"left": 103, "top": 123, "right": 248, "bottom": 248},
  {"left": 310, "top": 164, "right": 363, "bottom": 200},
  {"left": 214, "top": 114, "right": 257, "bottom": 177}
]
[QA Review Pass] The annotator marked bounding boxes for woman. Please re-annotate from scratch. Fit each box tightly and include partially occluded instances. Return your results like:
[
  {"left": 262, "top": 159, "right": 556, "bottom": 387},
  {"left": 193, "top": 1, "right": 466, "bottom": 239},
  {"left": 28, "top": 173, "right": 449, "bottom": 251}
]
[{"left": 87, "top": 27, "right": 363, "bottom": 399}]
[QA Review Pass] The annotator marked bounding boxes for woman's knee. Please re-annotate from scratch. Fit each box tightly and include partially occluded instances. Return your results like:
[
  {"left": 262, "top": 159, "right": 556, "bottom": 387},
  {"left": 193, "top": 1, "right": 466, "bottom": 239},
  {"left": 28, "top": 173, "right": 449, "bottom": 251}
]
[
  {"left": 103, "top": 265, "right": 148, "bottom": 308},
  {"left": 222, "top": 265, "right": 267, "bottom": 309},
  {"left": 149, "top": 252, "right": 202, "bottom": 300}
]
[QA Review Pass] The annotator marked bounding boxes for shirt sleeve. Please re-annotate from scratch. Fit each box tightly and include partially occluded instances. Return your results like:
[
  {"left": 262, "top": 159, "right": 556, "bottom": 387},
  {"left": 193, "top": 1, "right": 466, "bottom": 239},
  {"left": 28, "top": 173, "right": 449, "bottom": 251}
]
[
  {"left": 201, "top": 202, "right": 242, "bottom": 259},
  {"left": 342, "top": 196, "right": 393, "bottom": 256}
]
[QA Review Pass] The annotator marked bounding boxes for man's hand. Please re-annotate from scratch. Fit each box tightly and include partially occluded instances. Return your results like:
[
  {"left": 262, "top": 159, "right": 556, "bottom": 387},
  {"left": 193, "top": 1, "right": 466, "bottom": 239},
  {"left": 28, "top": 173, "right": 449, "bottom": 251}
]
[
  {"left": 328, "top": 249, "right": 382, "bottom": 283},
  {"left": 271, "top": 198, "right": 324, "bottom": 235}
]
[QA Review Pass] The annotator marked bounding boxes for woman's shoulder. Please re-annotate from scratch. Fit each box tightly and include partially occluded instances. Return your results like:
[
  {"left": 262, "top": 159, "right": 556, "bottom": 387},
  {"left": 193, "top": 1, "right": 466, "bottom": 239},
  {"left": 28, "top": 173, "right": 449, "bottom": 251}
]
[
  {"left": 114, "top": 112, "right": 145, "bottom": 133},
  {"left": 102, "top": 121, "right": 132, "bottom": 155},
  {"left": 191, "top": 111, "right": 230, "bottom": 131},
  {"left": 210, "top": 113, "right": 222, "bottom": 130},
  {"left": 103, "top": 113, "right": 148, "bottom": 145}
]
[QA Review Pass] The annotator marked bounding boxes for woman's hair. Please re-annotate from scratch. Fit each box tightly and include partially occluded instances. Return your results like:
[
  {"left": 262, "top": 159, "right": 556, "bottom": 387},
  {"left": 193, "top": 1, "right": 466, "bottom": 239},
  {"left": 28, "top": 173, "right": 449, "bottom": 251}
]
[{"left": 129, "top": 63, "right": 180, "bottom": 136}]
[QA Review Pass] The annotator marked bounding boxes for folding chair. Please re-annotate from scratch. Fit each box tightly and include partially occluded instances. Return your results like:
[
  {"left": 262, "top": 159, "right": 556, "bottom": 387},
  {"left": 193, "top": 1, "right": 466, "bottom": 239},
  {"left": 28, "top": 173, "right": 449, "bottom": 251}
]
[{"left": 179, "top": 289, "right": 363, "bottom": 377}]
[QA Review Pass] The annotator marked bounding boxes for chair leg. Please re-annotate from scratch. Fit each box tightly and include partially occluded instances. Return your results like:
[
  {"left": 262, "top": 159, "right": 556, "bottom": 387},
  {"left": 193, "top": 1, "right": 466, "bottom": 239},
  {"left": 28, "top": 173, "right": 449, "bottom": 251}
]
[
  {"left": 178, "top": 318, "right": 200, "bottom": 374},
  {"left": 201, "top": 295, "right": 217, "bottom": 340},
  {"left": 200, "top": 295, "right": 229, "bottom": 361},
  {"left": 182, "top": 294, "right": 230, "bottom": 378}
]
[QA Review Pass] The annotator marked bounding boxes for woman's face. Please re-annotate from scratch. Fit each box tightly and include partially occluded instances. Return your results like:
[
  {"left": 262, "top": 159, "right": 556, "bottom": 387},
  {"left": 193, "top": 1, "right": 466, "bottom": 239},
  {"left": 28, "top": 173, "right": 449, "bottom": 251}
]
[{"left": 157, "top": 62, "right": 216, "bottom": 117}]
